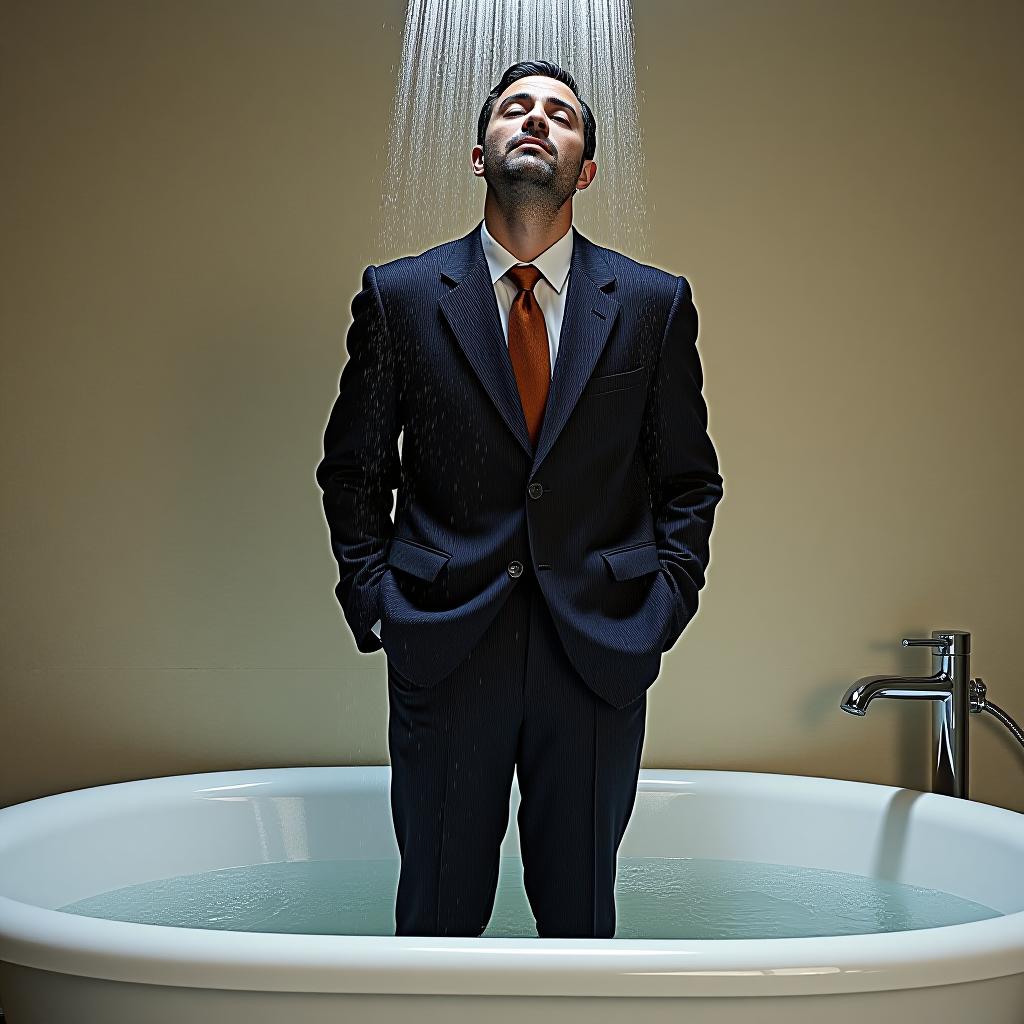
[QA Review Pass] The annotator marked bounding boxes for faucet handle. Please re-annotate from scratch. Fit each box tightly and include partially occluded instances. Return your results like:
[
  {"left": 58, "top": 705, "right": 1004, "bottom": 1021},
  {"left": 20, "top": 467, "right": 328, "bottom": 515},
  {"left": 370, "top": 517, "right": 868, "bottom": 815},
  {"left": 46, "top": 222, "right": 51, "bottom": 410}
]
[{"left": 902, "top": 636, "right": 953, "bottom": 651}]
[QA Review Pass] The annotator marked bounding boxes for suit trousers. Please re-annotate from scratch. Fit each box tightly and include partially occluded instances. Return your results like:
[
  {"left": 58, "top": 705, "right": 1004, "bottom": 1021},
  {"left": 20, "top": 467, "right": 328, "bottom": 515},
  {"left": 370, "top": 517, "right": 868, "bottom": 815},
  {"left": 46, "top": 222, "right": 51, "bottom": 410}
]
[{"left": 385, "top": 567, "right": 648, "bottom": 939}]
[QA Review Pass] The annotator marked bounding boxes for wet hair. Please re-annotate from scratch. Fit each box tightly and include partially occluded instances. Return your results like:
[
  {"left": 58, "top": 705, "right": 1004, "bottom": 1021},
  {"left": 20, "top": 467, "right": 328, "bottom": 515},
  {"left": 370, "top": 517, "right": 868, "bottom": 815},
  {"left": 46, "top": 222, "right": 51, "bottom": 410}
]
[{"left": 477, "top": 60, "right": 596, "bottom": 163}]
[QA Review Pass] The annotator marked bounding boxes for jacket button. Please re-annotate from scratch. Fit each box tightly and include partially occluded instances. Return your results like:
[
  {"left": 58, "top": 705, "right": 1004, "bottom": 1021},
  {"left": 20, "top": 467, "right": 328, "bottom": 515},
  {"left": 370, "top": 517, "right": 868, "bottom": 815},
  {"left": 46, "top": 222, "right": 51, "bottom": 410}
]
[
  {"left": 507, "top": 560, "right": 523, "bottom": 578},
  {"left": 527, "top": 482, "right": 543, "bottom": 499}
]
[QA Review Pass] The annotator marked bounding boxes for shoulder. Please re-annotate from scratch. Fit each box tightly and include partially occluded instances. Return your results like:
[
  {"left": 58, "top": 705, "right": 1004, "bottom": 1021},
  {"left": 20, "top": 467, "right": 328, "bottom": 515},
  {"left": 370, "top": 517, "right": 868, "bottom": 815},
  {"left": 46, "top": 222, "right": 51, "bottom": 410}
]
[
  {"left": 586, "top": 237, "right": 688, "bottom": 302},
  {"left": 585, "top": 235, "right": 688, "bottom": 292},
  {"left": 368, "top": 234, "right": 461, "bottom": 301}
]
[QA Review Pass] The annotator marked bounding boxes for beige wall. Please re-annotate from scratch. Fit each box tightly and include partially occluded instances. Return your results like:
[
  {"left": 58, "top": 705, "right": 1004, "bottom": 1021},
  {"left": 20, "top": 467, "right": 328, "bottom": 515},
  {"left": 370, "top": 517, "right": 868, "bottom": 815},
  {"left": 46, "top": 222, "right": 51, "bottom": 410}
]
[{"left": 2, "top": 0, "right": 1022, "bottom": 814}]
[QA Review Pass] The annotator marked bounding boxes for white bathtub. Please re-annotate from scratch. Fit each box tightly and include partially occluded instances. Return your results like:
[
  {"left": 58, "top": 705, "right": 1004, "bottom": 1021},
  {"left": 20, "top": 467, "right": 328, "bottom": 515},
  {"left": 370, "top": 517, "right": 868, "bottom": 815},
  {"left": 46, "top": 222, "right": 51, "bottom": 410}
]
[{"left": 0, "top": 766, "right": 1022, "bottom": 1023}]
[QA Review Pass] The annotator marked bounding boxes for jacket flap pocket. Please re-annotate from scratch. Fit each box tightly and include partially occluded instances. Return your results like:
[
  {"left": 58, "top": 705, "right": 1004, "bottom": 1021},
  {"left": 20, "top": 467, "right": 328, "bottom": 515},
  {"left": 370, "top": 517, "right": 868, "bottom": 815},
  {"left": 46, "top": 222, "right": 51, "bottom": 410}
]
[
  {"left": 387, "top": 537, "right": 451, "bottom": 582},
  {"left": 601, "top": 541, "right": 662, "bottom": 581}
]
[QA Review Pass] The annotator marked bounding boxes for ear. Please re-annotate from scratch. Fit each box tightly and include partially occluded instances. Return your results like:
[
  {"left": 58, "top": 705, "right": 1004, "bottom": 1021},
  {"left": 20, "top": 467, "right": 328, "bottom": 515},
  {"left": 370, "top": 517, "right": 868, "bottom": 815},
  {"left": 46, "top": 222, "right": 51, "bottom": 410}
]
[
  {"left": 471, "top": 144, "right": 486, "bottom": 178},
  {"left": 576, "top": 159, "right": 598, "bottom": 191}
]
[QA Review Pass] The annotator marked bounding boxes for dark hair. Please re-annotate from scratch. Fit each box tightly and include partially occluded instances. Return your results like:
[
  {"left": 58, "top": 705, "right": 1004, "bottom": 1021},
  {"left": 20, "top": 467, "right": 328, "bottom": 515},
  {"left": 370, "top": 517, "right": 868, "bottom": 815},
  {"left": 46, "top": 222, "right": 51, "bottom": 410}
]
[{"left": 477, "top": 61, "right": 596, "bottom": 163}]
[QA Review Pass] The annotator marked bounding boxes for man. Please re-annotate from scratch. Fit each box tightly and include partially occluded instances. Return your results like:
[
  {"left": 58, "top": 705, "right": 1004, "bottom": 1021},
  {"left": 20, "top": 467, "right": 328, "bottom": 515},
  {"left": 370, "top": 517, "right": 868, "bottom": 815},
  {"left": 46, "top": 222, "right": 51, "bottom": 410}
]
[{"left": 315, "top": 60, "right": 723, "bottom": 939}]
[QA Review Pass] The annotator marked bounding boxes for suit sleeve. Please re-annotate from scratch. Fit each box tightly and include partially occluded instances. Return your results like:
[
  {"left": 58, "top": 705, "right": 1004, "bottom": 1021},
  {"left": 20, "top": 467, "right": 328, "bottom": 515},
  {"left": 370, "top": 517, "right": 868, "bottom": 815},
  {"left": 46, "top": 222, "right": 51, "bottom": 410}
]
[
  {"left": 315, "top": 264, "right": 402, "bottom": 654},
  {"left": 640, "top": 274, "right": 724, "bottom": 650}
]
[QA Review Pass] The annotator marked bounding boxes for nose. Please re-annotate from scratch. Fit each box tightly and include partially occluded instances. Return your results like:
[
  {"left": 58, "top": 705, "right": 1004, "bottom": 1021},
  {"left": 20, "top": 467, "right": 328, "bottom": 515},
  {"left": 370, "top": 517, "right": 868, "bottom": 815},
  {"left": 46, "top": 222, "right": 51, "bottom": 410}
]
[{"left": 521, "top": 106, "right": 549, "bottom": 136}]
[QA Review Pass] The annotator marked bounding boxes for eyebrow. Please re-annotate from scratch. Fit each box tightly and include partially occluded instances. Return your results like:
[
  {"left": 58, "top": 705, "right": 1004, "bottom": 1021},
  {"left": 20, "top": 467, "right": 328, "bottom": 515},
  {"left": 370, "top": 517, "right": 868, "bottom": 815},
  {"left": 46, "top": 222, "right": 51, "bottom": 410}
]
[{"left": 498, "top": 91, "right": 579, "bottom": 124}]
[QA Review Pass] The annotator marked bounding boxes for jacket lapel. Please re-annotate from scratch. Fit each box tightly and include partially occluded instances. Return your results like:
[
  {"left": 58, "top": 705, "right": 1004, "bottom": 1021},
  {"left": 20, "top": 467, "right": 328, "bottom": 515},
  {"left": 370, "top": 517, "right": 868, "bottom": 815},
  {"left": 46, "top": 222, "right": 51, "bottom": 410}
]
[{"left": 438, "top": 219, "right": 620, "bottom": 473}]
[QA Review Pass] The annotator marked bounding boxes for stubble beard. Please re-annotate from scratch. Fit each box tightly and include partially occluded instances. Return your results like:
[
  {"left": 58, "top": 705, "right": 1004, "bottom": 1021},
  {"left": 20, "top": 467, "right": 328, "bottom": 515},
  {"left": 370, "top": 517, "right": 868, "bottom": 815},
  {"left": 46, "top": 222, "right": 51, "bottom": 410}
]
[{"left": 484, "top": 141, "right": 577, "bottom": 219}]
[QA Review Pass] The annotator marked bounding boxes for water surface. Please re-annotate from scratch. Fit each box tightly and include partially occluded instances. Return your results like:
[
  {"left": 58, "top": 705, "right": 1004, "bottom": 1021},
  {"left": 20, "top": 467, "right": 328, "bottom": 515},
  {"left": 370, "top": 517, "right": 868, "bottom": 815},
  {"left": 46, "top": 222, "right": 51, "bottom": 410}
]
[{"left": 60, "top": 855, "right": 1002, "bottom": 939}]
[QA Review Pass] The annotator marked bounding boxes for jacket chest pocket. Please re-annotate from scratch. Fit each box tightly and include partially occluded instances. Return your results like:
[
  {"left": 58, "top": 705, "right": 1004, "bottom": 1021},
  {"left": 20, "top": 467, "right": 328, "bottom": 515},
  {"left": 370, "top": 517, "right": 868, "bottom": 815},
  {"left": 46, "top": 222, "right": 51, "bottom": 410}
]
[{"left": 584, "top": 363, "right": 647, "bottom": 398}]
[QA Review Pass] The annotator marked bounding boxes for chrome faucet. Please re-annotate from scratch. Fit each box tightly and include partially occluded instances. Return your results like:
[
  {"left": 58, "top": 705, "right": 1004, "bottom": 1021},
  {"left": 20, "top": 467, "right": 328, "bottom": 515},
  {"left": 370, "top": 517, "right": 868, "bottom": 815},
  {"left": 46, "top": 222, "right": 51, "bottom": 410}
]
[
  {"left": 842, "top": 628, "right": 1024, "bottom": 800},
  {"left": 841, "top": 630, "right": 971, "bottom": 798}
]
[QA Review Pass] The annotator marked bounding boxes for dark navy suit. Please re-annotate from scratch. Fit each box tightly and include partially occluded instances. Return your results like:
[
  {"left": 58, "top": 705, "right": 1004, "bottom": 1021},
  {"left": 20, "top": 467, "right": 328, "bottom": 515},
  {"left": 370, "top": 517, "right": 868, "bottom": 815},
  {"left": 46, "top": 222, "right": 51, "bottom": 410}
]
[{"left": 316, "top": 218, "right": 723, "bottom": 937}]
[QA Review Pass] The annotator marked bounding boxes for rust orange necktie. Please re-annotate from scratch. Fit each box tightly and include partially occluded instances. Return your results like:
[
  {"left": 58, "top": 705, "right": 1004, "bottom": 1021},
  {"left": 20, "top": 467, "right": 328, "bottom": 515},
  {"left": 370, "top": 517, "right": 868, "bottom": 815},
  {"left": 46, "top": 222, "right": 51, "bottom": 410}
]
[{"left": 506, "top": 263, "right": 550, "bottom": 449}]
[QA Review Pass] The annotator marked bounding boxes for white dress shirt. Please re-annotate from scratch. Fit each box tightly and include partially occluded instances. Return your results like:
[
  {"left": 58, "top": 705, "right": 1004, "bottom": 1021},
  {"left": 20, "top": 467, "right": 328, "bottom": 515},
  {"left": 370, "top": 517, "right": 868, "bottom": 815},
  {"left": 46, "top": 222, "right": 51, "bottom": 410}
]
[{"left": 371, "top": 219, "right": 575, "bottom": 640}]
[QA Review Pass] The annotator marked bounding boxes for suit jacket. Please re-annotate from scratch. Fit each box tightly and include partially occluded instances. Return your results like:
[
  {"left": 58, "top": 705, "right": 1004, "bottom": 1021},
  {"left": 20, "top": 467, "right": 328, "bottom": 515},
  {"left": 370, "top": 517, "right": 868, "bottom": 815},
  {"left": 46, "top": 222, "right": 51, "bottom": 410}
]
[{"left": 315, "top": 218, "right": 724, "bottom": 709}]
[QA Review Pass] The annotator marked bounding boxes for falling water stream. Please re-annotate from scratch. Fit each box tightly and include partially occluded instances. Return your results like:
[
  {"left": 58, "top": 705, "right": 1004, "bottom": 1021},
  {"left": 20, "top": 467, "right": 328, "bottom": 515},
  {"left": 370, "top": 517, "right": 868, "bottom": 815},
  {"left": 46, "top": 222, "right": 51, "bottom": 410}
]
[{"left": 376, "top": 0, "right": 651, "bottom": 262}]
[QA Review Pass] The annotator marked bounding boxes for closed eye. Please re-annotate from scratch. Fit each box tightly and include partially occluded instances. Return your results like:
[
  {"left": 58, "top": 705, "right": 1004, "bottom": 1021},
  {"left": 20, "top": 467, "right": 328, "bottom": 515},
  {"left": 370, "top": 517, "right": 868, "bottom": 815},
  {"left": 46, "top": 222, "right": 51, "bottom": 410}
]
[{"left": 506, "top": 108, "right": 570, "bottom": 125}]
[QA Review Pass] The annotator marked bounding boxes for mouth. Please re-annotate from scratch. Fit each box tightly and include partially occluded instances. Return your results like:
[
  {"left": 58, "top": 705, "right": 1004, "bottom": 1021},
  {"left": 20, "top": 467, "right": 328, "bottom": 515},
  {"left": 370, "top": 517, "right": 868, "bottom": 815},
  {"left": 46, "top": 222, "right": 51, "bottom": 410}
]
[{"left": 513, "top": 139, "right": 550, "bottom": 154}]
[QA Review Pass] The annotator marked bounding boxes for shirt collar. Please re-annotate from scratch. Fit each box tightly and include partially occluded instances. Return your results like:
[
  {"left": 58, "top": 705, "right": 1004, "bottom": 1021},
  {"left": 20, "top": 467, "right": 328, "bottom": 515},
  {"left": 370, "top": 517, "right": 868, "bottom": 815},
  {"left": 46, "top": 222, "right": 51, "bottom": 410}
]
[{"left": 480, "top": 217, "right": 573, "bottom": 294}]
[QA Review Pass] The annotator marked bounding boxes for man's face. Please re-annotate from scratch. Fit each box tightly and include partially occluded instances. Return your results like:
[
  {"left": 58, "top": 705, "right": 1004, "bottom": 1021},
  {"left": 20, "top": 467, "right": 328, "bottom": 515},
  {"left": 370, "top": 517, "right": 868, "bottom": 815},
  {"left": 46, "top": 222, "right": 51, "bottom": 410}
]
[{"left": 472, "top": 75, "right": 596, "bottom": 204}]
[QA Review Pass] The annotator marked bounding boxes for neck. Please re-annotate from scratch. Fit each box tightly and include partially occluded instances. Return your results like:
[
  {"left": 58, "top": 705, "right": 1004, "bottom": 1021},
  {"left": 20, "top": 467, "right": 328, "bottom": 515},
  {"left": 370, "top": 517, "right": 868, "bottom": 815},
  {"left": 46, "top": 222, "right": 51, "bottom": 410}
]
[{"left": 483, "top": 193, "right": 573, "bottom": 263}]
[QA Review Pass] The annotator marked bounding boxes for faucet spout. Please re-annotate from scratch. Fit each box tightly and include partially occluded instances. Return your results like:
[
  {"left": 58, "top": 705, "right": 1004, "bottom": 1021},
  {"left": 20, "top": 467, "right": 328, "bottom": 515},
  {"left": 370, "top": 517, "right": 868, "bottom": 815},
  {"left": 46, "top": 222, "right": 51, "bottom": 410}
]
[{"left": 840, "top": 672, "right": 952, "bottom": 716}]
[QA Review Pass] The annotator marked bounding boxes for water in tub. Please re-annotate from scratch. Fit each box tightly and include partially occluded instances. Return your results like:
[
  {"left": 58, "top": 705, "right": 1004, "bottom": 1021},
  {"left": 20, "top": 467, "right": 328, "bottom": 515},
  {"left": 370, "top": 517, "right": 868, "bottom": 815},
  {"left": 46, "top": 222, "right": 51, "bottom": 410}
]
[{"left": 58, "top": 856, "right": 1002, "bottom": 939}]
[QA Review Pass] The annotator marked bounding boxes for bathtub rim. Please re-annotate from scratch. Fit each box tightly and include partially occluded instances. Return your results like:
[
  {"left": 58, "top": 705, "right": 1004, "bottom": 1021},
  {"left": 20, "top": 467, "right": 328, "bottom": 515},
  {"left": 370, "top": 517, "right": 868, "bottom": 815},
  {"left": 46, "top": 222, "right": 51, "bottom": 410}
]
[{"left": 0, "top": 766, "right": 1021, "bottom": 1000}]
